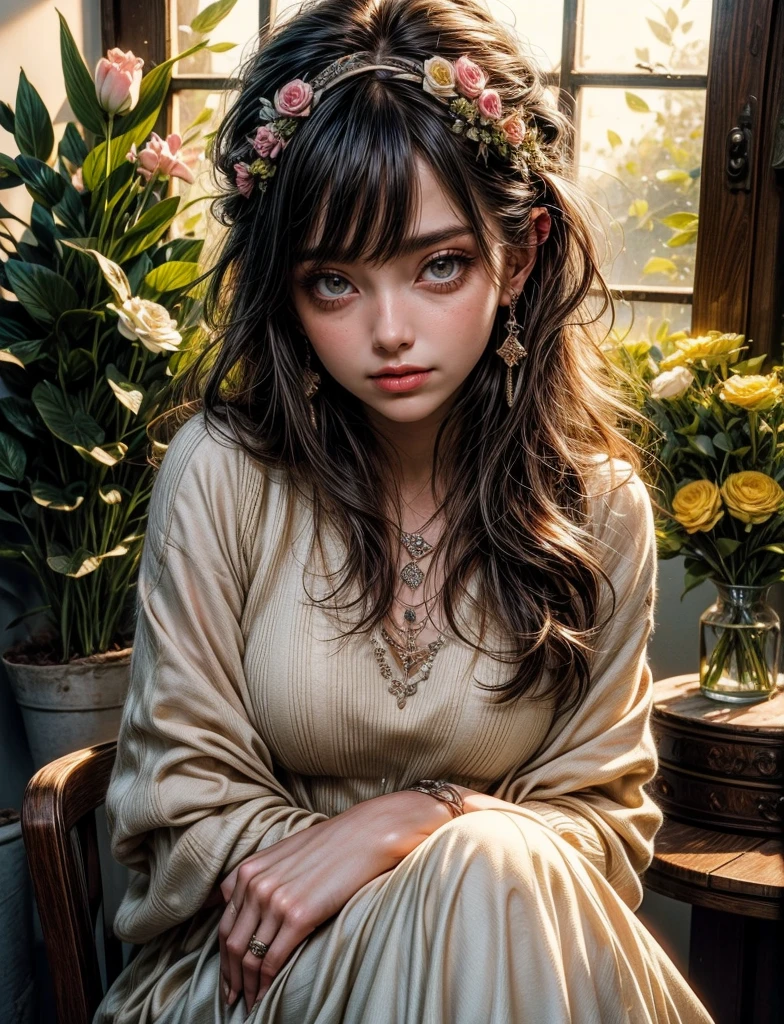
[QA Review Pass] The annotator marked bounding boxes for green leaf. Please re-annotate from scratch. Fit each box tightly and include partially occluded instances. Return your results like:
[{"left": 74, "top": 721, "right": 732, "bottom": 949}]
[
  {"left": 625, "top": 92, "right": 651, "bottom": 113},
  {"left": 729, "top": 355, "right": 768, "bottom": 375},
  {"left": 13, "top": 154, "right": 67, "bottom": 208},
  {"left": 3, "top": 262, "right": 79, "bottom": 325},
  {"left": 665, "top": 228, "right": 698, "bottom": 247},
  {"left": 628, "top": 199, "right": 648, "bottom": 218},
  {"left": 646, "top": 18, "right": 673, "bottom": 45},
  {"left": 112, "top": 195, "right": 181, "bottom": 263},
  {"left": 57, "top": 11, "right": 107, "bottom": 138},
  {"left": 0, "top": 339, "right": 43, "bottom": 368},
  {"left": 760, "top": 544, "right": 784, "bottom": 555},
  {"left": 73, "top": 441, "right": 128, "bottom": 466},
  {"left": 140, "top": 259, "right": 201, "bottom": 296},
  {"left": 713, "top": 432, "right": 732, "bottom": 452},
  {"left": 31, "top": 381, "right": 105, "bottom": 448},
  {"left": 106, "top": 363, "right": 144, "bottom": 414},
  {"left": 715, "top": 538, "right": 742, "bottom": 557},
  {"left": 99, "top": 484, "right": 129, "bottom": 504},
  {"left": 0, "top": 100, "right": 14, "bottom": 134},
  {"left": 0, "top": 431, "right": 26, "bottom": 480},
  {"left": 47, "top": 543, "right": 130, "bottom": 578},
  {"left": 681, "top": 568, "right": 712, "bottom": 597},
  {"left": 60, "top": 241, "right": 131, "bottom": 302},
  {"left": 206, "top": 42, "right": 238, "bottom": 53},
  {"left": 31, "top": 480, "right": 86, "bottom": 511},
  {"left": 664, "top": 7, "right": 679, "bottom": 31},
  {"left": 660, "top": 212, "right": 699, "bottom": 229},
  {"left": 0, "top": 396, "right": 38, "bottom": 438},
  {"left": 58, "top": 121, "right": 89, "bottom": 168},
  {"left": 190, "top": 0, "right": 240, "bottom": 33},
  {"left": 643, "top": 256, "right": 678, "bottom": 276},
  {"left": 655, "top": 168, "right": 692, "bottom": 185},
  {"left": 14, "top": 69, "right": 54, "bottom": 161},
  {"left": 0, "top": 153, "right": 23, "bottom": 189},
  {"left": 607, "top": 129, "right": 622, "bottom": 148}
]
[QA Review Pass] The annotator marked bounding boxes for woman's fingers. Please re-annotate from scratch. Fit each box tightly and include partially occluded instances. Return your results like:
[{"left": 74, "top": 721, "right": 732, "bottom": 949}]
[
  {"left": 242, "top": 915, "right": 309, "bottom": 1013},
  {"left": 224, "top": 894, "right": 265, "bottom": 1006},
  {"left": 217, "top": 895, "right": 240, "bottom": 1004}
]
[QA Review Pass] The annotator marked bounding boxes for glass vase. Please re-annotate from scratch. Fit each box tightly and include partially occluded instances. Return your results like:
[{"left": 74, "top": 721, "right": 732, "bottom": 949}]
[{"left": 699, "top": 582, "right": 782, "bottom": 703}]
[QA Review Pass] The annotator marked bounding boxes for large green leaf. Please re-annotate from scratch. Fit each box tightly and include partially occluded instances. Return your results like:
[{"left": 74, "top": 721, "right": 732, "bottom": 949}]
[
  {"left": 47, "top": 542, "right": 130, "bottom": 578},
  {"left": 13, "top": 155, "right": 67, "bottom": 208},
  {"left": 57, "top": 11, "right": 107, "bottom": 138},
  {"left": 31, "top": 480, "right": 86, "bottom": 511},
  {"left": 106, "top": 363, "right": 144, "bottom": 414},
  {"left": 190, "top": 0, "right": 240, "bottom": 33},
  {"left": 31, "top": 381, "right": 105, "bottom": 448},
  {"left": 111, "top": 195, "right": 181, "bottom": 263},
  {"left": 58, "top": 121, "right": 89, "bottom": 168},
  {"left": 3, "top": 262, "right": 79, "bottom": 324},
  {"left": 0, "top": 153, "right": 23, "bottom": 190},
  {"left": 0, "top": 396, "right": 38, "bottom": 438},
  {"left": 140, "top": 260, "right": 201, "bottom": 297},
  {"left": 61, "top": 242, "right": 131, "bottom": 302},
  {"left": 14, "top": 69, "right": 54, "bottom": 161},
  {"left": 0, "top": 432, "right": 26, "bottom": 480}
]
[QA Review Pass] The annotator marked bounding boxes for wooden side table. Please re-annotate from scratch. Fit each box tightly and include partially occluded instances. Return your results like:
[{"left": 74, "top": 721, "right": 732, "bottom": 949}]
[{"left": 642, "top": 674, "right": 784, "bottom": 1024}]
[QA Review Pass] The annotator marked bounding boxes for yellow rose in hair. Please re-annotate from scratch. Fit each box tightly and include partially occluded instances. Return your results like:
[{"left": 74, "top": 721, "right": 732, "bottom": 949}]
[
  {"left": 720, "top": 471, "right": 784, "bottom": 525},
  {"left": 719, "top": 373, "right": 784, "bottom": 411},
  {"left": 422, "top": 56, "right": 458, "bottom": 98},
  {"left": 672, "top": 479, "right": 724, "bottom": 533}
]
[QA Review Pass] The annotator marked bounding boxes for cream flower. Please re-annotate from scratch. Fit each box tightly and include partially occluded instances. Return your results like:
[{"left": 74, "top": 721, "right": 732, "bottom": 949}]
[
  {"left": 650, "top": 365, "right": 694, "bottom": 400},
  {"left": 107, "top": 296, "right": 182, "bottom": 354},
  {"left": 422, "top": 56, "right": 458, "bottom": 98}
]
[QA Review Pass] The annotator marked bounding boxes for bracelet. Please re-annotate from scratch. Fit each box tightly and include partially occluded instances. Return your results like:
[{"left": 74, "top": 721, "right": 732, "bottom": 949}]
[{"left": 406, "top": 779, "right": 465, "bottom": 819}]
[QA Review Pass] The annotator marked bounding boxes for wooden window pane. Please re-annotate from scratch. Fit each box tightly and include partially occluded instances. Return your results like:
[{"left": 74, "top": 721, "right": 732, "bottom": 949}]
[
  {"left": 579, "top": 0, "right": 713, "bottom": 73},
  {"left": 173, "top": 0, "right": 259, "bottom": 75},
  {"left": 487, "top": 1, "right": 565, "bottom": 72},
  {"left": 577, "top": 86, "right": 706, "bottom": 289}
]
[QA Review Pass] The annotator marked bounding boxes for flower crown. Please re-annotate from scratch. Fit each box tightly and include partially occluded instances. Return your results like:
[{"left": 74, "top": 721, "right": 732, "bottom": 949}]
[{"left": 232, "top": 50, "right": 546, "bottom": 198}]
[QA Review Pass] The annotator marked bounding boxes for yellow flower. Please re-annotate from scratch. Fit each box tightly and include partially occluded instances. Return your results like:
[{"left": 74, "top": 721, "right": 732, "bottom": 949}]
[
  {"left": 672, "top": 479, "right": 724, "bottom": 533},
  {"left": 719, "top": 373, "right": 784, "bottom": 411},
  {"left": 720, "top": 471, "right": 784, "bottom": 525},
  {"left": 659, "top": 331, "right": 745, "bottom": 371}
]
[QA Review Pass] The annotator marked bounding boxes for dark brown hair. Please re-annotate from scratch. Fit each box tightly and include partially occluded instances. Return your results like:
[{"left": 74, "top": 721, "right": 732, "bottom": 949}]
[{"left": 162, "top": 0, "right": 652, "bottom": 716}]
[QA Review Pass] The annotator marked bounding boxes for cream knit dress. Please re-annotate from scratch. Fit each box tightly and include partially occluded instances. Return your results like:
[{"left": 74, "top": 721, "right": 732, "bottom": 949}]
[{"left": 93, "top": 410, "right": 715, "bottom": 1023}]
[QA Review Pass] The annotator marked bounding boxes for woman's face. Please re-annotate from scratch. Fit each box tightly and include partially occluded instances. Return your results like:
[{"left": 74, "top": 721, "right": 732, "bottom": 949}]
[{"left": 290, "top": 155, "right": 548, "bottom": 433}]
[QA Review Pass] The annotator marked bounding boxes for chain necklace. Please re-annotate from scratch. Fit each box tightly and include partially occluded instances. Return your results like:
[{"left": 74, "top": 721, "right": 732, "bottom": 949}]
[{"left": 369, "top": 501, "right": 447, "bottom": 708}]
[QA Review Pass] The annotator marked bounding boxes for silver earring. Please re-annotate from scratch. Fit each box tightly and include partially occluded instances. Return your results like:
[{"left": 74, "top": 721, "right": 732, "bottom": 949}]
[
  {"left": 303, "top": 341, "right": 320, "bottom": 430},
  {"left": 495, "top": 289, "right": 527, "bottom": 408}
]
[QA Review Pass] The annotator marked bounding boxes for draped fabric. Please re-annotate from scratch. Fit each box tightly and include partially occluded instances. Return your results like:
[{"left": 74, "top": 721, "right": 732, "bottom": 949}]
[{"left": 93, "top": 411, "right": 714, "bottom": 1023}]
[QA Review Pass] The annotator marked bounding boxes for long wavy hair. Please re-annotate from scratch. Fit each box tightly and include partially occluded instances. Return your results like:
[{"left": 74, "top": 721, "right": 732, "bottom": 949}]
[{"left": 163, "top": 0, "right": 653, "bottom": 716}]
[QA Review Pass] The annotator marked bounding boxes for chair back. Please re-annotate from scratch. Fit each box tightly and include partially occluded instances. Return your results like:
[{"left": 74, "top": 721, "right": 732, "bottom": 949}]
[{"left": 21, "top": 740, "right": 124, "bottom": 1024}]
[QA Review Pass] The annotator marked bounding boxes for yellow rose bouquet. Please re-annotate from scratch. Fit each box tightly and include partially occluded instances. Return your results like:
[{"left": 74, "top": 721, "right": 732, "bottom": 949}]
[{"left": 609, "top": 328, "right": 784, "bottom": 701}]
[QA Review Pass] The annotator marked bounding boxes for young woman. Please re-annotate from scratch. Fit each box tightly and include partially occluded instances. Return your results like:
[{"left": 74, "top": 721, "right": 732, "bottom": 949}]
[{"left": 94, "top": 1, "right": 715, "bottom": 1021}]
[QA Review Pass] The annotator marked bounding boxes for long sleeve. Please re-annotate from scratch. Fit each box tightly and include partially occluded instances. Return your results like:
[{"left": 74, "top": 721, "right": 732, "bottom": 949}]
[
  {"left": 106, "top": 413, "right": 330, "bottom": 945},
  {"left": 490, "top": 459, "right": 662, "bottom": 911}
]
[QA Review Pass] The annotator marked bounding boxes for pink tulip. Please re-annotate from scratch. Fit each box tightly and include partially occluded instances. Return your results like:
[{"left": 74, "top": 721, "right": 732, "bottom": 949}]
[
  {"left": 133, "top": 132, "right": 195, "bottom": 185},
  {"left": 94, "top": 47, "right": 144, "bottom": 116}
]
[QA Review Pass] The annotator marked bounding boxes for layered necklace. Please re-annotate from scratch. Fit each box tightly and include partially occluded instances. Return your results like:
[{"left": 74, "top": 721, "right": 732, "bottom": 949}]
[{"left": 369, "top": 486, "right": 447, "bottom": 710}]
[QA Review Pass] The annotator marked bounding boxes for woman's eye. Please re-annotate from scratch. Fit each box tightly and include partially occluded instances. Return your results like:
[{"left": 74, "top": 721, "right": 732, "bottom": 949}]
[{"left": 302, "top": 251, "right": 475, "bottom": 307}]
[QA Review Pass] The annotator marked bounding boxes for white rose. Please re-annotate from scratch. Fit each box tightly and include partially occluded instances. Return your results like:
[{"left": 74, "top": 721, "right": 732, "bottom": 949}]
[
  {"left": 422, "top": 56, "right": 458, "bottom": 98},
  {"left": 107, "top": 296, "right": 182, "bottom": 355},
  {"left": 650, "top": 365, "right": 694, "bottom": 400}
]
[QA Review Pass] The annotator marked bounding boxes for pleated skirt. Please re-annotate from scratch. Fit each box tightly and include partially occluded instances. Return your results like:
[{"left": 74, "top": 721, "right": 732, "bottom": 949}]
[{"left": 93, "top": 806, "right": 716, "bottom": 1023}]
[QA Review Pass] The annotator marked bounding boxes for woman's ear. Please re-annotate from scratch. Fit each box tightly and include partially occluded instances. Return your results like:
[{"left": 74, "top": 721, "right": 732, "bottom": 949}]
[{"left": 499, "top": 206, "right": 552, "bottom": 307}]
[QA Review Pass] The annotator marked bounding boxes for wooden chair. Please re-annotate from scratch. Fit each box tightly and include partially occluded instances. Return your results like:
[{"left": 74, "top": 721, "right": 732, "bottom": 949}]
[{"left": 21, "top": 740, "right": 126, "bottom": 1024}]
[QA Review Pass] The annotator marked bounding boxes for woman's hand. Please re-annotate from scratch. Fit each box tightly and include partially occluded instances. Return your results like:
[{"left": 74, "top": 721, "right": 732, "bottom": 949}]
[{"left": 218, "top": 791, "right": 451, "bottom": 1014}]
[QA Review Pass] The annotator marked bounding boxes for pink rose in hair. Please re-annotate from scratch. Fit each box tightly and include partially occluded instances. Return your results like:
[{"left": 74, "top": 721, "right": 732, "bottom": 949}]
[
  {"left": 252, "top": 124, "right": 286, "bottom": 159},
  {"left": 499, "top": 112, "right": 527, "bottom": 145},
  {"left": 476, "top": 89, "right": 503, "bottom": 120},
  {"left": 454, "top": 55, "right": 487, "bottom": 99},
  {"left": 233, "top": 162, "right": 255, "bottom": 198},
  {"left": 273, "top": 78, "right": 313, "bottom": 117}
]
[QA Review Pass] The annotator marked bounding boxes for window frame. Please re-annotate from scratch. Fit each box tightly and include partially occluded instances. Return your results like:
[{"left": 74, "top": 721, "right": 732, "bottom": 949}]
[{"left": 100, "top": 0, "right": 784, "bottom": 360}]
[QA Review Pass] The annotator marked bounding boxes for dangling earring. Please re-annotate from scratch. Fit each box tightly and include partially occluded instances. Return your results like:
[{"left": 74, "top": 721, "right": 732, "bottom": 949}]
[
  {"left": 495, "top": 288, "right": 527, "bottom": 408},
  {"left": 302, "top": 340, "right": 320, "bottom": 430}
]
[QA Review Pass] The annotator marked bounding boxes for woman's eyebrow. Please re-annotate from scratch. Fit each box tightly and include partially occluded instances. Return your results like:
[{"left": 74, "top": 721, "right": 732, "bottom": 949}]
[{"left": 294, "top": 225, "right": 474, "bottom": 264}]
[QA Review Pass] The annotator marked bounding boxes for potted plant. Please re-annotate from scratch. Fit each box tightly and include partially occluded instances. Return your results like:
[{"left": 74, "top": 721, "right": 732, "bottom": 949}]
[
  {"left": 0, "top": 9, "right": 227, "bottom": 767},
  {"left": 608, "top": 327, "right": 784, "bottom": 704}
]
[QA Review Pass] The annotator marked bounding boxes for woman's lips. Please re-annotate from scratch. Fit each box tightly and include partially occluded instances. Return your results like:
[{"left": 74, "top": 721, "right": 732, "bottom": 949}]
[{"left": 371, "top": 370, "right": 433, "bottom": 393}]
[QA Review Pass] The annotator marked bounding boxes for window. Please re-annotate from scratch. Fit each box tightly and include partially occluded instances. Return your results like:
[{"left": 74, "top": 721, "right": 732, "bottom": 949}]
[{"left": 100, "top": 0, "right": 784, "bottom": 358}]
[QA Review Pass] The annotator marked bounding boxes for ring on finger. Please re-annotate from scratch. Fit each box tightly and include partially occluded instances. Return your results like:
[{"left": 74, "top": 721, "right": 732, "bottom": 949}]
[{"left": 247, "top": 934, "right": 270, "bottom": 959}]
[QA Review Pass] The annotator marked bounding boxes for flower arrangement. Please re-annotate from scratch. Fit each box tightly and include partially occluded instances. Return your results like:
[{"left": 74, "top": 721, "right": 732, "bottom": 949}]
[
  {"left": 233, "top": 52, "right": 546, "bottom": 197},
  {"left": 0, "top": 11, "right": 230, "bottom": 662},
  {"left": 609, "top": 327, "right": 784, "bottom": 696}
]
